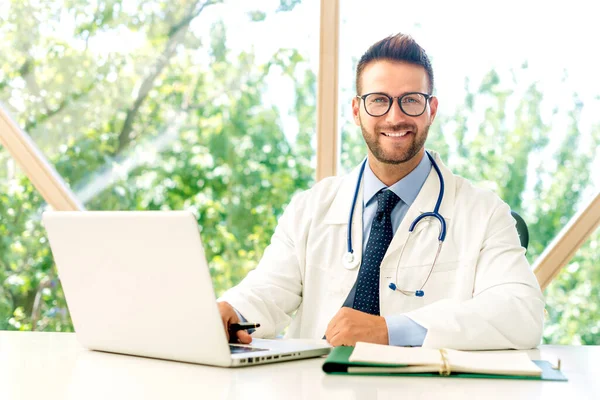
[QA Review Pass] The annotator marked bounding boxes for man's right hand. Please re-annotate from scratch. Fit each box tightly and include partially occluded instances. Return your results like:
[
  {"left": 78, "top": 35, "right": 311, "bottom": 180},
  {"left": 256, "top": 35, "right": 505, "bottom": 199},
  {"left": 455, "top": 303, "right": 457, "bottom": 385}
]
[{"left": 217, "top": 301, "right": 253, "bottom": 344}]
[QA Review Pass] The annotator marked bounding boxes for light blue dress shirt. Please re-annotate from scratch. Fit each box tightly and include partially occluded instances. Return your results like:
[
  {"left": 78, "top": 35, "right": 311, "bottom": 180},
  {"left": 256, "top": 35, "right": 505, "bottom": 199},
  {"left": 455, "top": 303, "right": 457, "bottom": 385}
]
[{"left": 361, "top": 154, "right": 431, "bottom": 347}]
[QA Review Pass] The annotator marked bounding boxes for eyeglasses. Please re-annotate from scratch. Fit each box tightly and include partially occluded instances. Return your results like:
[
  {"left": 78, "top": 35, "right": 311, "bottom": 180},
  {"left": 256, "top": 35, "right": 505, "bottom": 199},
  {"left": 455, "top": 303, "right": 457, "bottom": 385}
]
[{"left": 357, "top": 92, "right": 433, "bottom": 117}]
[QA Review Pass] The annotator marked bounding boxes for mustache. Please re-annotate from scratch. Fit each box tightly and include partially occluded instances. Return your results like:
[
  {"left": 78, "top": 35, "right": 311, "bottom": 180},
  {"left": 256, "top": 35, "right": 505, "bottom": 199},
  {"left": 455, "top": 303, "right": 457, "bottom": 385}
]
[{"left": 376, "top": 123, "right": 417, "bottom": 132}]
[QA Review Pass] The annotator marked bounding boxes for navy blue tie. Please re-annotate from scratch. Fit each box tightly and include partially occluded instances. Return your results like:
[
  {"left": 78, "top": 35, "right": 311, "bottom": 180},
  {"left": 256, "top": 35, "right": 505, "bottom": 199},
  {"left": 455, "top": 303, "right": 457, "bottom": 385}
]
[{"left": 352, "top": 189, "right": 400, "bottom": 315}]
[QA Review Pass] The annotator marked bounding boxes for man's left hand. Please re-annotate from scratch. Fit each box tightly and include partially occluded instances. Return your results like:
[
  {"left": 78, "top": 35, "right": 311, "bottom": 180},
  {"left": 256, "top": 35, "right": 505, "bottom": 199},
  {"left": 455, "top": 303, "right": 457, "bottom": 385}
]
[{"left": 325, "top": 307, "right": 389, "bottom": 347}]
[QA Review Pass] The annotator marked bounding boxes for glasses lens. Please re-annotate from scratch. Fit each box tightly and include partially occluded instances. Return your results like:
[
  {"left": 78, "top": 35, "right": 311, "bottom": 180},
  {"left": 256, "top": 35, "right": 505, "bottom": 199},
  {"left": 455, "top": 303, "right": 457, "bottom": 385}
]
[
  {"left": 364, "top": 94, "right": 391, "bottom": 116},
  {"left": 400, "top": 93, "right": 427, "bottom": 116}
]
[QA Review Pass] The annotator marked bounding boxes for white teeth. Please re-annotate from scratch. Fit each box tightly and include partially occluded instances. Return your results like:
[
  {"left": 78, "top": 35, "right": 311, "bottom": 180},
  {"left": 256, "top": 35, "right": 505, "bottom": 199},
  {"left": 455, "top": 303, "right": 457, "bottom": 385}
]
[{"left": 384, "top": 131, "right": 409, "bottom": 137}]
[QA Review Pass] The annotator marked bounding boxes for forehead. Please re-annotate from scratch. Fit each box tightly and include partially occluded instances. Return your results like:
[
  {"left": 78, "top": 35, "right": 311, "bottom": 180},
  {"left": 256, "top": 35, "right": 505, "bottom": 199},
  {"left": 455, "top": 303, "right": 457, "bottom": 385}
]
[{"left": 360, "top": 60, "right": 429, "bottom": 94}]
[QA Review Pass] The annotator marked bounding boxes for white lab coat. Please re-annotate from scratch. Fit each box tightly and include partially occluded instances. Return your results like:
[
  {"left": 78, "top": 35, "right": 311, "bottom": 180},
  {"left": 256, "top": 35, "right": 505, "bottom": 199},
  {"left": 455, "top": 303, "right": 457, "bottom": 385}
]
[{"left": 219, "top": 151, "right": 545, "bottom": 350}]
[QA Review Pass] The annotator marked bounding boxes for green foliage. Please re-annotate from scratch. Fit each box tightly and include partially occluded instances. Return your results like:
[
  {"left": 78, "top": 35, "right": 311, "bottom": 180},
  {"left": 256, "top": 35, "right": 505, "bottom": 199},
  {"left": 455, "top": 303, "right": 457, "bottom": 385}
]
[
  {"left": 248, "top": 11, "right": 267, "bottom": 22},
  {"left": 544, "top": 234, "right": 600, "bottom": 345},
  {"left": 0, "top": 165, "right": 71, "bottom": 331},
  {"left": 1, "top": 0, "right": 598, "bottom": 346},
  {"left": 0, "top": 0, "right": 314, "bottom": 331},
  {"left": 276, "top": 0, "right": 303, "bottom": 12}
]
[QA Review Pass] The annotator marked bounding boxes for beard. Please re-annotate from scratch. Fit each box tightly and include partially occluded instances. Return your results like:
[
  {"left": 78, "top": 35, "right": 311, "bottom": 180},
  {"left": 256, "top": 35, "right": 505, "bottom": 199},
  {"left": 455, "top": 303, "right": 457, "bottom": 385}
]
[{"left": 360, "top": 120, "right": 429, "bottom": 165}]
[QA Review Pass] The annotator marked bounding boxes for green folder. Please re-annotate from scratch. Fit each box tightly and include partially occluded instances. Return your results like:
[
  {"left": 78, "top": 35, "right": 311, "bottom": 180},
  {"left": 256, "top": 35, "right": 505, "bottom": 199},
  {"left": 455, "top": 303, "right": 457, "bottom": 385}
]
[{"left": 322, "top": 346, "right": 567, "bottom": 381}]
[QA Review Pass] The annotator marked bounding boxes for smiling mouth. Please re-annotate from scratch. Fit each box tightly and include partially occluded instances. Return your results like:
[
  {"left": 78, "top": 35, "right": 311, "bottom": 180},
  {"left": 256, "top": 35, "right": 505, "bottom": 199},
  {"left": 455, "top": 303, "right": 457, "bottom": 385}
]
[{"left": 381, "top": 131, "right": 412, "bottom": 137}]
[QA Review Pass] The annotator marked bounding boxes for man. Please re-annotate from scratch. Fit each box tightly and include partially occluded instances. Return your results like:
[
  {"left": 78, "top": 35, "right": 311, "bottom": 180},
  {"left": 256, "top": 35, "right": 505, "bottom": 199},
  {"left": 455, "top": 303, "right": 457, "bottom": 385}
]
[{"left": 217, "top": 33, "right": 544, "bottom": 350}]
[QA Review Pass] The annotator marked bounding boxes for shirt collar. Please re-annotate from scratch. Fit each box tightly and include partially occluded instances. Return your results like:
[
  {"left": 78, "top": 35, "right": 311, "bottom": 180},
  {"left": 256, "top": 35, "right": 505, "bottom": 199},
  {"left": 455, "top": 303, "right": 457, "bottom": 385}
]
[{"left": 363, "top": 153, "right": 432, "bottom": 207}]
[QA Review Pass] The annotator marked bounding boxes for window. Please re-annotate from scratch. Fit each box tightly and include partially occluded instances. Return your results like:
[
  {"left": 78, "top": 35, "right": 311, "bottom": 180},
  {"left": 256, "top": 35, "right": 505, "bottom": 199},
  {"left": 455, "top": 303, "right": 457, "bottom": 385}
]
[
  {"left": 2, "top": 0, "right": 598, "bottom": 342},
  {"left": 0, "top": 0, "right": 318, "bottom": 331},
  {"left": 544, "top": 227, "right": 600, "bottom": 345}
]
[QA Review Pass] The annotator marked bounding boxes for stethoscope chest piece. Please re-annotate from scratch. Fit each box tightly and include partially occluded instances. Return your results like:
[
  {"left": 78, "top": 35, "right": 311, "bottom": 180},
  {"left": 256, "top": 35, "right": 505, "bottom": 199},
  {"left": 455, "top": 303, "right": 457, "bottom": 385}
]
[{"left": 342, "top": 252, "right": 360, "bottom": 270}]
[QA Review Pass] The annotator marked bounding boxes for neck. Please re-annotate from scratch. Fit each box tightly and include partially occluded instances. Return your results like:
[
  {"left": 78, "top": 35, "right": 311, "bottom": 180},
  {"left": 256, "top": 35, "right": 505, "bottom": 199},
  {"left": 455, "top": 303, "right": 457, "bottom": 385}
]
[{"left": 368, "top": 150, "right": 425, "bottom": 186}]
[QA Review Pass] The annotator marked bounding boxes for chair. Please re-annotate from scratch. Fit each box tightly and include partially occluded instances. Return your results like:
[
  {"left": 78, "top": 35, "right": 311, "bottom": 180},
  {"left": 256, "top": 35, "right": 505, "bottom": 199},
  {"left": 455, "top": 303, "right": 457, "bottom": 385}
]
[{"left": 511, "top": 210, "right": 529, "bottom": 252}]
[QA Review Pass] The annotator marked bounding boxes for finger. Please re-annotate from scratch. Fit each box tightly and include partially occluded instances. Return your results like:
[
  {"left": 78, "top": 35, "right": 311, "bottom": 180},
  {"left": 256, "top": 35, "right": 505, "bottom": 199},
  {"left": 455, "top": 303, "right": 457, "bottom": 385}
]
[
  {"left": 220, "top": 313, "right": 237, "bottom": 343},
  {"left": 324, "top": 327, "right": 332, "bottom": 343},
  {"left": 328, "top": 330, "right": 346, "bottom": 347},
  {"left": 326, "top": 309, "right": 343, "bottom": 337},
  {"left": 328, "top": 311, "right": 354, "bottom": 341},
  {"left": 325, "top": 321, "right": 341, "bottom": 344},
  {"left": 324, "top": 320, "right": 338, "bottom": 343},
  {"left": 326, "top": 307, "right": 353, "bottom": 343},
  {"left": 237, "top": 330, "right": 253, "bottom": 344},
  {"left": 333, "top": 331, "right": 357, "bottom": 347}
]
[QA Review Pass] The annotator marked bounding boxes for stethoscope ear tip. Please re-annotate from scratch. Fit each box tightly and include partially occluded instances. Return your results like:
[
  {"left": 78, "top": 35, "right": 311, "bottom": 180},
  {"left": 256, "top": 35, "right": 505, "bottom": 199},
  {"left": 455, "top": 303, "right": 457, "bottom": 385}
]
[
  {"left": 388, "top": 283, "right": 397, "bottom": 291},
  {"left": 415, "top": 290, "right": 424, "bottom": 297}
]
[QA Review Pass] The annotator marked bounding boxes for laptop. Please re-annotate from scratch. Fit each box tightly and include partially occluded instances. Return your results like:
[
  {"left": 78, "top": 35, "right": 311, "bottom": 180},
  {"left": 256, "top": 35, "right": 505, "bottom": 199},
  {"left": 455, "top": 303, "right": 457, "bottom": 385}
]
[{"left": 42, "top": 211, "right": 331, "bottom": 367}]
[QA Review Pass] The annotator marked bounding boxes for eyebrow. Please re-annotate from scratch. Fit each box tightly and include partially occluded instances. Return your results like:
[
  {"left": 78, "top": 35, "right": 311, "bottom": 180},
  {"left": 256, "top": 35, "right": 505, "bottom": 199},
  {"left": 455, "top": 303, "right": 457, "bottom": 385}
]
[{"left": 363, "top": 91, "right": 427, "bottom": 96}]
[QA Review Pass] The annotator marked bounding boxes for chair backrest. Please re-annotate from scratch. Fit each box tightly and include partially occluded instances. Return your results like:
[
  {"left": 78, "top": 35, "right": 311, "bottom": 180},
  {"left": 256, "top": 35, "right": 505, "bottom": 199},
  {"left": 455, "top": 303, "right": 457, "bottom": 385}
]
[{"left": 511, "top": 210, "right": 529, "bottom": 252}]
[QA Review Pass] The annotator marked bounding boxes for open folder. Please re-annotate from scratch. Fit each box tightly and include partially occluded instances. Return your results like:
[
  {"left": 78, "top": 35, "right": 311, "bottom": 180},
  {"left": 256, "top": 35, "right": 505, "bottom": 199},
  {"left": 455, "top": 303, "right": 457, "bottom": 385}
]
[{"left": 322, "top": 342, "right": 567, "bottom": 381}]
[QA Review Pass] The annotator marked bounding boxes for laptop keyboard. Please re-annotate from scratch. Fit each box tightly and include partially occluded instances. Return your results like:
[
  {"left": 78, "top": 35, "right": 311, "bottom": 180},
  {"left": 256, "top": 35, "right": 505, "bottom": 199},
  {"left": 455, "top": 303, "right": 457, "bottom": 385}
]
[{"left": 229, "top": 344, "right": 269, "bottom": 354}]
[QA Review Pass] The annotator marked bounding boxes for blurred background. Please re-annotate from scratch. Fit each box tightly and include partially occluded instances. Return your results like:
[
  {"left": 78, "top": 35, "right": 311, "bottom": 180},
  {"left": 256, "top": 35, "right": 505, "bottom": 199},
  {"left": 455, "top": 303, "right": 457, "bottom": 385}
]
[{"left": 0, "top": 0, "right": 598, "bottom": 345}]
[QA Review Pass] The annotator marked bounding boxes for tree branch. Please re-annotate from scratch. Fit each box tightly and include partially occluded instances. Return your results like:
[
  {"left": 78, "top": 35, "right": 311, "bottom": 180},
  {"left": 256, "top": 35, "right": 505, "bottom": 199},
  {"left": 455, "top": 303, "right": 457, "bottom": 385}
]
[
  {"left": 16, "top": 41, "right": 97, "bottom": 133},
  {"left": 19, "top": 57, "right": 51, "bottom": 113},
  {"left": 30, "top": 277, "right": 52, "bottom": 331},
  {"left": 115, "top": 0, "right": 217, "bottom": 154},
  {"left": 168, "top": 0, "right": 218, "bottom": 38}
]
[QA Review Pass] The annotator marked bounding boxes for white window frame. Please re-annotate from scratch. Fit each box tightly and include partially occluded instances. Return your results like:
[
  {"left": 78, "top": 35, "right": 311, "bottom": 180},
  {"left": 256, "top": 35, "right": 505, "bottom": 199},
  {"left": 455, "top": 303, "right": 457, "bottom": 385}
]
[
  {"left": 533, "top": 193, "right": 600, "bottom": 290},
  {"left": 0, "top": 107, "right": 82, "bottom": 211},
  {"left": 316, "top": 0, "right": 339, "bottom": 181}
]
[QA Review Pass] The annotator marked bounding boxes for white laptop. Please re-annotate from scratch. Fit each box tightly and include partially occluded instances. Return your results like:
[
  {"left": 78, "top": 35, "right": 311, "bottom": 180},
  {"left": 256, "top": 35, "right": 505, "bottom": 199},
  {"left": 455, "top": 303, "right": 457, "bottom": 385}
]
[{"left": 42, "top": 211, "right": 330, "bottom": 367}]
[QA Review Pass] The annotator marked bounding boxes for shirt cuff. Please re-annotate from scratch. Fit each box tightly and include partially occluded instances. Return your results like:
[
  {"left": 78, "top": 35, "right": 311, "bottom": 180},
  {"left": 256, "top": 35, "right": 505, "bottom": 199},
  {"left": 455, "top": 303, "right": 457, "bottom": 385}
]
[
  {"left": 233, "top": 308, "right": 247, "bottom": 323},
  {"left": 384, "top": 315, "right": 427, "bottom": 346}
]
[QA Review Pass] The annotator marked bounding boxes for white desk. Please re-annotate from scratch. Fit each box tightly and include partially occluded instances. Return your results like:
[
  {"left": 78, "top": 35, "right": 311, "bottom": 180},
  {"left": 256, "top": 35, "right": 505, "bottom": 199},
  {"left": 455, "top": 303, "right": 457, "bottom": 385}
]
[{"left": 1, "top": 332, "right": 598, "bottom": 400}]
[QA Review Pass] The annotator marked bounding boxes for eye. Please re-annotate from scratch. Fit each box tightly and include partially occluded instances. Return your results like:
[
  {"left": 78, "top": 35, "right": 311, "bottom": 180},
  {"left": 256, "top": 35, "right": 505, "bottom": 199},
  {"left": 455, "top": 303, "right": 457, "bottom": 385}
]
[
  {"left": 369, "top": 95, "right": 390, "bottom": 104},
  {"left": 402, "top": 95, "right": 423, "bottom": 104}
]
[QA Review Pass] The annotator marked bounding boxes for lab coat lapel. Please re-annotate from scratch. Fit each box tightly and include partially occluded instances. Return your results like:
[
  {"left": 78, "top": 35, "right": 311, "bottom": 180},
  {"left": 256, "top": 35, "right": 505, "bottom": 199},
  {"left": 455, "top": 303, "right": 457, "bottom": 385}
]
[
  {"left": 384, "top": 151, "right": 456, "bottom": 262},
  {"left": 321, "top": 161, "right": 365, "bottom": 297},
  {"left": 322, "top": 162, "right": 364, "bottom": 225}
]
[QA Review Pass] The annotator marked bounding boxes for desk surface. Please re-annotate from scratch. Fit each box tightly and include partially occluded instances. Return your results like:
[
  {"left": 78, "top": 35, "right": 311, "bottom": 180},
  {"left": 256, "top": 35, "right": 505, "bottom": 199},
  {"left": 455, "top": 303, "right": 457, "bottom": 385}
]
[{"left": 1, "top": 332, "right": 599, "bottom": 400}]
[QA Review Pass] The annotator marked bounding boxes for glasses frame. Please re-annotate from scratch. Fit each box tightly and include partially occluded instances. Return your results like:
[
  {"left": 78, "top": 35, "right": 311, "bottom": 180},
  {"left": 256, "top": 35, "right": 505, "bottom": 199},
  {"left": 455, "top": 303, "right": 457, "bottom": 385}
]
[{"left": 357, "top": 92, "right": 433, "bottom": 117}]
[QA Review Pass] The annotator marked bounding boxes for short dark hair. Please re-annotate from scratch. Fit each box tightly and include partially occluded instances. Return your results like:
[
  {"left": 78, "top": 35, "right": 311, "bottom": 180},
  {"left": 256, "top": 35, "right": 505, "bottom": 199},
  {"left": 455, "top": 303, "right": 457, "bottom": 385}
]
[{"left": 356, "top": 33, "right": 434, "bottom": 95}]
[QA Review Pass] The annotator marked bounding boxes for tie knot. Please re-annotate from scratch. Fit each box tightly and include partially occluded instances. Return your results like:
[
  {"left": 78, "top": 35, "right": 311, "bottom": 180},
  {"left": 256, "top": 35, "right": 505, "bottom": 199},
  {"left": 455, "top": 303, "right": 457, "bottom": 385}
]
[{"left": 376, "top": 189, "right": 400, "bottom": 215}]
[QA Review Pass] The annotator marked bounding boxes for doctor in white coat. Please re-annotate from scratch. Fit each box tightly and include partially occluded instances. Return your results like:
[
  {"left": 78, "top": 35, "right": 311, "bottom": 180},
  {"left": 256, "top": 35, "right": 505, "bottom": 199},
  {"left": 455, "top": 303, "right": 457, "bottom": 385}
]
[{"left": 218, "top": 33, "right": 544, "bottom": 350}]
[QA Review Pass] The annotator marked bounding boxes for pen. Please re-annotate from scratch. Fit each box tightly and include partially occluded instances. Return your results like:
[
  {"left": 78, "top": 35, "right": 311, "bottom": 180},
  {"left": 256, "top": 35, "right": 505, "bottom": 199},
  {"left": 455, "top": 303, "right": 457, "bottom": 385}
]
[{"left": 228, "top": 322, "right": 260, "bottom": 333}]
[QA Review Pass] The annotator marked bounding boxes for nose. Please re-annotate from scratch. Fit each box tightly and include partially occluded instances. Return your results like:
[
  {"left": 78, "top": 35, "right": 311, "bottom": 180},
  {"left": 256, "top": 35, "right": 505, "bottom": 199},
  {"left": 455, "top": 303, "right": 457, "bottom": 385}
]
[{"left": 384, "top": 99, "right": 409, "bottom": 124}]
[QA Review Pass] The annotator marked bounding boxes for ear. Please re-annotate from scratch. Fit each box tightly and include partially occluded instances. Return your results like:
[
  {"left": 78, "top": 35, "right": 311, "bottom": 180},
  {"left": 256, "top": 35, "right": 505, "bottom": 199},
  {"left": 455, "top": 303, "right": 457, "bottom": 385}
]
[
  {"left": 428, "top": 96, "right": 439, "bottom": 123},
  {"left": 352, "top": 96, "right": 361, "bottom": 126}
]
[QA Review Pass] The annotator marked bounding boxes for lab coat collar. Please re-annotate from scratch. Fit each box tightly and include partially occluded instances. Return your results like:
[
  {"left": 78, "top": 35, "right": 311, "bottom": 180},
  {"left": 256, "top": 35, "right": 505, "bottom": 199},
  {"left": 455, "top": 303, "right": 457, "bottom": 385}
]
[
  {"left": 363, "top": 153, "right": 432, "bottom": 208},
  {"left": 323, "top": 150, "right": 455, "bottom": 225},
  {"left": 323, "top": 160, "right": 365, "bottom": 225},
  {"left": 414, "top": 150, "right": 455, "bottom": 221}
]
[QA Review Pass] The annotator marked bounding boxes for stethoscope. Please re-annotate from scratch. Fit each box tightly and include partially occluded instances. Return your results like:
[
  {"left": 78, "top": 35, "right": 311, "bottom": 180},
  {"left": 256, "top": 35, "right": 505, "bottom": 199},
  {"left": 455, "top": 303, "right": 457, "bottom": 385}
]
[{"left": 341, "top": 151, "right": 447, "bottom": 297}]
